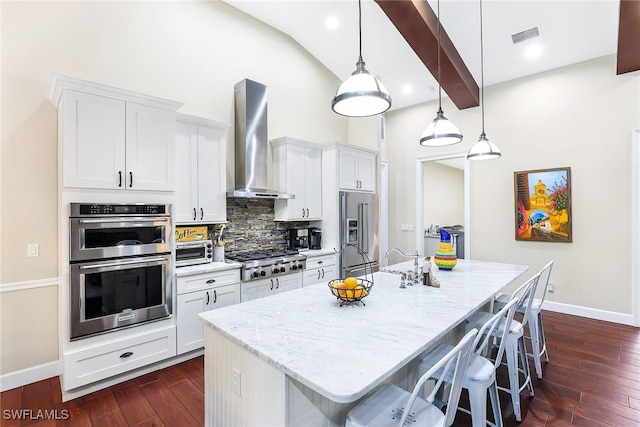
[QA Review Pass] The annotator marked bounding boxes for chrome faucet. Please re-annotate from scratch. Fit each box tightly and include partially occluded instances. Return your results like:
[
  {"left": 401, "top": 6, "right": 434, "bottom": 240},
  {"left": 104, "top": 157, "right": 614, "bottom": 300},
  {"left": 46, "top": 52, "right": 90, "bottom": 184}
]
[{"left": 385, "top": 247, "right": 421, "bottom": 278}]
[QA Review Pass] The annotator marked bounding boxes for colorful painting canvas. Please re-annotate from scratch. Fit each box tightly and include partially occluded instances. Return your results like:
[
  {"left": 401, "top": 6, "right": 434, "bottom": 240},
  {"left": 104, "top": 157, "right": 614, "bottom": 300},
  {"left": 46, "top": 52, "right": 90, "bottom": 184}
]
[{"left": 514, "top": 167, "right": 572, "bottom": 242}]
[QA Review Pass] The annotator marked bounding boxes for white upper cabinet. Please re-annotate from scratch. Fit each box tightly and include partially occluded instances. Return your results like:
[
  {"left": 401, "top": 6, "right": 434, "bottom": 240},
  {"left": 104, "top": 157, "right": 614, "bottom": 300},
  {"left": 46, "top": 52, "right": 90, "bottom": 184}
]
[
  {"left": 49, "top": 74, "right": 182, "bottom": 191},
  {"left": 175, "top": 114, "right": 228, "bottom": 224},
  {"left": 271, "top": 137, "right": 322, "bottom": 221},
  {"left": 338, "top": 146, "right": 376, "bottom": 192}
]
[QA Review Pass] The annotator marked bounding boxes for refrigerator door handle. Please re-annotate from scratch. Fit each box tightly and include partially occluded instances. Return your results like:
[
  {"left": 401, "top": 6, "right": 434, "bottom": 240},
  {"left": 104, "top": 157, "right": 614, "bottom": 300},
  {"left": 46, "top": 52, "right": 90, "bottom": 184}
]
[
  {"left": 357, "top": 202, "right": 363, "bottom": 254},
  {"left": 363, "top": 203, "right": 369, "bottom": 254}
]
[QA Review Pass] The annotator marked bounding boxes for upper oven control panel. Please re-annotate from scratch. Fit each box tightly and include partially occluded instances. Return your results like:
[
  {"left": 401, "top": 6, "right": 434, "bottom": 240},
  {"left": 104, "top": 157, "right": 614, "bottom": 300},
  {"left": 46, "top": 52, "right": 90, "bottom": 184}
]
[{"left": 70, "top": 203, "right": 171, "bottom": 217}]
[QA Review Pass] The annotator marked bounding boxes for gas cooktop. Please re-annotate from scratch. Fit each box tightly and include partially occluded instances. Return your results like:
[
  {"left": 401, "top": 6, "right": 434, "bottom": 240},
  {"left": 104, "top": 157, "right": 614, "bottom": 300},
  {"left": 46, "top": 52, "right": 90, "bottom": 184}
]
[
  {"left": 226, "top": 248, "right": 307, "bottom": 281},
  {"left": 226, "top": 248, "right": 301, "bottom": 263}
]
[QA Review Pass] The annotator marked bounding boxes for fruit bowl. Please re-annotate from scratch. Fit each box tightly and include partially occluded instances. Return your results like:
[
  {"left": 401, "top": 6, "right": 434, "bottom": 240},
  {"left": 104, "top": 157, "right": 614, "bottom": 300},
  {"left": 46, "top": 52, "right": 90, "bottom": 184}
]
[{"left": 328, "top": 277, "right": 373, "bottom": 305}]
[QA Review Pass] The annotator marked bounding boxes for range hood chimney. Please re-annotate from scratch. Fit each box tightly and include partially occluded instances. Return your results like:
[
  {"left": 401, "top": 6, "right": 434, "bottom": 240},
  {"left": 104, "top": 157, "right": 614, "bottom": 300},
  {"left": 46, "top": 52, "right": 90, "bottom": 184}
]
[{"left": 227, "top": 79, "right": 294, "bottom": 199}]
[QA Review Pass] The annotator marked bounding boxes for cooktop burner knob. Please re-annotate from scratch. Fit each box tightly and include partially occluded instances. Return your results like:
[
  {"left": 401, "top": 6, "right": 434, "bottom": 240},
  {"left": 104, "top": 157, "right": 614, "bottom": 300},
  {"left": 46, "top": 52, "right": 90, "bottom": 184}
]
[
  {"left": 297, "top": 263, "right": 304, "bottom": 270},
  {"left": 252, "top": 271, "right": 259, "bottom": 278},
  {"left": 291, "top": 264, "right": 298, "bottom": 270},
  {"left": 260, "top": 270, "right": 266, "bottom": 277},
  {"left": 272, "top": 266, "right": 280, "bottom": 274},
  {"left": 280, "top": 266, "right": 286, "bottom": 273}
]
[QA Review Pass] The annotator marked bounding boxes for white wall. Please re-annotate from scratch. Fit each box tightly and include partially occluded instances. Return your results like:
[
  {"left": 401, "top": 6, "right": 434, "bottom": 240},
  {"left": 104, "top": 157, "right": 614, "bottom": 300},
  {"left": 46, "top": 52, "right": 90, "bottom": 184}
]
[
  {"left": 0, "top": 1, "right": 348, "bottom": 376},
  {"left": 423, "top": 162, "right": 464, "bottom": 230},
  {"left": 386, "top": 55, "right": 640, "bottom": 315}
]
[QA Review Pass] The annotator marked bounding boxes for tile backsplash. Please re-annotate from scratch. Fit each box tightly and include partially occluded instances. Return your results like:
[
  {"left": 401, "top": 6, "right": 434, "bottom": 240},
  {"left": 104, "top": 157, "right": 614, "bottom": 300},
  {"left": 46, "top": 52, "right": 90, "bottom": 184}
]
[{"left": 209, "top": 198, "right": 308, "bottom": 252}]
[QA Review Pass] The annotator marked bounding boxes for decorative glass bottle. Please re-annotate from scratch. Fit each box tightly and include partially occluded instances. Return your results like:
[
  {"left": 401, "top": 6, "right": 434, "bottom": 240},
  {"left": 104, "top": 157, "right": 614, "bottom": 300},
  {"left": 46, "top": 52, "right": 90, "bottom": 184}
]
[{"left": 434, "top": 229, "right": 457, "bottom": 270}]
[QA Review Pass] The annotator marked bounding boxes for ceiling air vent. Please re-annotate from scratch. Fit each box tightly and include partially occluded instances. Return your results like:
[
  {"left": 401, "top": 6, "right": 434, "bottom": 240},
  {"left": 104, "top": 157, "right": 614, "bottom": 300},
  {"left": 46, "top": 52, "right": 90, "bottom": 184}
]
[{"left": 511, "top": 26, "right": 540, "bottom": 44}]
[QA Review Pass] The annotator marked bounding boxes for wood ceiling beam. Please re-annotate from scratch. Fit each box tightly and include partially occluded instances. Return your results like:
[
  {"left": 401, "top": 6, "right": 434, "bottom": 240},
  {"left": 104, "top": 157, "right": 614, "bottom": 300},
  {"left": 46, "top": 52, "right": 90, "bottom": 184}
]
[
  {"left": 617, "top": 0, "right": 640, "bottom": 75},
  {"left": 375, "top": 0, "right": 479, "bottom": 110}
]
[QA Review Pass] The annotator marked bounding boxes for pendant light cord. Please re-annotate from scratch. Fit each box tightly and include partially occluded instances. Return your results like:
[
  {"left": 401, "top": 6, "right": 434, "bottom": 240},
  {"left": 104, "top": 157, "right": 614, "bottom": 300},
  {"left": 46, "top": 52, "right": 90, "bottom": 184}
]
[
  {"left": 480, "top": 0, "right": 485, "bottom": 133},
  {"left": 358, "top": 0, "right": 363, "bottom": 63},
  {"left": 437, "top": 0, "right": 442, "bottom": 108}
]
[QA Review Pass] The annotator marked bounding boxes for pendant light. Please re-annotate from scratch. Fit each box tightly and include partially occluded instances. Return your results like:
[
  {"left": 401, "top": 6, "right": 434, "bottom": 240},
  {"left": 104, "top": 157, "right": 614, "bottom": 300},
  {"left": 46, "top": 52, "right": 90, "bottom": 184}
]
[
  {"left": 467, "top": 0, "right": 501, "bottom": 160},
  {"left": 331, "top": 0, "right": 391, "bottom": 117},
  {"left": 420, "top": 0, "right": 463, "bottom": 147}
]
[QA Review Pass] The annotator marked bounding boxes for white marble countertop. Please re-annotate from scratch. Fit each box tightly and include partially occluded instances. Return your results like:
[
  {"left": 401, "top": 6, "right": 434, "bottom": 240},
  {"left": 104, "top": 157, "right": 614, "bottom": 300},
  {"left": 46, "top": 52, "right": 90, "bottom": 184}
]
[
  {"left": 303, "top": 248, "right": 337, "bottom": 258},
  {"left": 175, "top": 260, "right": 242, "bottom": 277},
  {"left": 199, "top": 259, "right": 528, "bottom": 403}
]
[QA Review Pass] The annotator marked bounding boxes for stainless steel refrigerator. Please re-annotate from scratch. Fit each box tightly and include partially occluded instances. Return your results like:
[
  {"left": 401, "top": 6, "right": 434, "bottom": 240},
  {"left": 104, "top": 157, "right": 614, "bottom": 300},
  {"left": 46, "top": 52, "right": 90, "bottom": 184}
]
[{"left": 339, "top": 191, "right": 380, "bottom": 278}]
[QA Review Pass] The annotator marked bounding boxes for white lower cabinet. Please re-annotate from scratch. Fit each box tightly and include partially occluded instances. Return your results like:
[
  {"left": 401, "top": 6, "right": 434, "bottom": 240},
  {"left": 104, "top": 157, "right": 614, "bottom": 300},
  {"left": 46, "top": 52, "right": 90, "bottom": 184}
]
[
  {"left": 303, "top": 254, "right": 338, "bottom": 287},
  {"left": 240, "top": 273, "right": 302, "bottom": 302},
  {"left": 176, "top": 269, "right": 241, "bottom": 355},
  {"left": 62, "top": 325, "right": 176, "bottom": 391}
]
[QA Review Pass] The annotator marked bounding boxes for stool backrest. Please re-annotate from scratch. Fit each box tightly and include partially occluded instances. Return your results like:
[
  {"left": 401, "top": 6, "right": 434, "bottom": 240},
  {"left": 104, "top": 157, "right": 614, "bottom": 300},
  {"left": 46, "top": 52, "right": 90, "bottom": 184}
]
[
  {"left": 475, "top": 297, "right": 520, "bottom": 371},
  {"left": 512, "top": 272, "right": 541, "bottom": 328},
  {"left": 399, "top": 328, "right": 478, "bottom": 427},
  {"left": 537, "top": 260, "right": 554, "bottom": 306}
]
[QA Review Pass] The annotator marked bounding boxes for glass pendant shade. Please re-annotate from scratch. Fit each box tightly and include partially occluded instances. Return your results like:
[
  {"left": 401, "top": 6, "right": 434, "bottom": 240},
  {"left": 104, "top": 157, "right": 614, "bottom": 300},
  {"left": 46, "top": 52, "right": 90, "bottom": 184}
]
[
  {"left": 467, "top": 132, "right": 501, "bottom": 160},
  {"left": 420, "top": 107, "right": 463, "bottom": 146},
  {"left": 332, "top": 58, "right": 392, "bottom": 117}
]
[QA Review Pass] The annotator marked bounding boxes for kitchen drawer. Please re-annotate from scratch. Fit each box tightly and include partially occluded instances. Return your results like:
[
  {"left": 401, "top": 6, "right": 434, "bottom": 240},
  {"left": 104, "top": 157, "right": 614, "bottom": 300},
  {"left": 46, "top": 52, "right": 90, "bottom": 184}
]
[
  {"left": 63, "top": 325, "right": 176, "bottom": 390},
  {"left": 177, "top": 269, "right": 240, "bottom": 295},
  {"left": 305, "top": 254, "right": 336, "bottom": 270}
]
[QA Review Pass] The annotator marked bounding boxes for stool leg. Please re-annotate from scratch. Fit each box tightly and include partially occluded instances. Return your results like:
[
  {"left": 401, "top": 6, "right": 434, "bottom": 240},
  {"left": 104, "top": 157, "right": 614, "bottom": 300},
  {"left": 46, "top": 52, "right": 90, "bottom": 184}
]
[
  {"left": 528, "top": 309, "right": 543, "bottom": 379},
  {"left": 468, "top": 384, "right": 488, "bottom": 427},
  {"left": 488, "top": 380, "right": 504, "bottom": 427},
  {"left": 518, "top": 335, "right": 535, "bottom": 397},
  {"left": 505, "top": 335, "right": 522, "bottom": 422},
  {"left": 538, "top": 311, "right": 549, "bottom": 363}
]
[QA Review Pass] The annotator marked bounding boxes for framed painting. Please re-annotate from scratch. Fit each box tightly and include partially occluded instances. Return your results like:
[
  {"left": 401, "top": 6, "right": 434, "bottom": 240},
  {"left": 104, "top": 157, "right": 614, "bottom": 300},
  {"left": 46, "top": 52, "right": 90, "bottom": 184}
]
[{"left": 514, "top": 167, "right": 572, "bottom": 242}]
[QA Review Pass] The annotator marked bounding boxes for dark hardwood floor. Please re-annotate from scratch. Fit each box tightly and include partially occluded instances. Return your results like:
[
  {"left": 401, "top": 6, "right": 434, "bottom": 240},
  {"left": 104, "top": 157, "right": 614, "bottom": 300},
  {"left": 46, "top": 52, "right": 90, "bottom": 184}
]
[{"left": 2, "top": 311, "right": 640, "bottom": 426}]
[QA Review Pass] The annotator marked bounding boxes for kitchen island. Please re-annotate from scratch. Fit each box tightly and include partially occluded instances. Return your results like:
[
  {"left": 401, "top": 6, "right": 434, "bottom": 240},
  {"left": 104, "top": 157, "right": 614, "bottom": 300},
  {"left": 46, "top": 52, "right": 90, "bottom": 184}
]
[{"left": 199, "top": 259, "right": 528, "bottom": 426}]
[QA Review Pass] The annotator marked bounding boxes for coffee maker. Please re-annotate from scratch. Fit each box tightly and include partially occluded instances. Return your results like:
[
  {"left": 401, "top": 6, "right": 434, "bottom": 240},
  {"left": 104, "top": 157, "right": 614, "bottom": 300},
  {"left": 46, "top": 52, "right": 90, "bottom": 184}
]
[
  {"left": 288, "top": 228, "right": 309, "bottom": 251},
  {"left": 309, "top": 227, "right": 322, "bottom": 250}
]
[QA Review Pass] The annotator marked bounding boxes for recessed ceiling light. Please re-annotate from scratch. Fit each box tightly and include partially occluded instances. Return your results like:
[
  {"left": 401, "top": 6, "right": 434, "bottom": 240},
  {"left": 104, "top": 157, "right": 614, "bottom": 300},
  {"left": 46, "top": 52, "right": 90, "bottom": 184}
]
[
  {"left": 525, "top": 43, "right": 543, "bottom": 59},
  {"left": 325, "top": 16, "right": 339, "bottom": 31},
  {"left": 402, "top": 84, "right": 413, "bottom": 94}
]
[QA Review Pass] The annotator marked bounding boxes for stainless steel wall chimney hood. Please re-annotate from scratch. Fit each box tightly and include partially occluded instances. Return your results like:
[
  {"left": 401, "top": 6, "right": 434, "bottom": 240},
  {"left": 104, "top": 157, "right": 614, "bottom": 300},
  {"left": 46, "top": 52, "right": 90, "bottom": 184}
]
[{"left": 227, "top": 79, "right": 294, "bottom": 199}]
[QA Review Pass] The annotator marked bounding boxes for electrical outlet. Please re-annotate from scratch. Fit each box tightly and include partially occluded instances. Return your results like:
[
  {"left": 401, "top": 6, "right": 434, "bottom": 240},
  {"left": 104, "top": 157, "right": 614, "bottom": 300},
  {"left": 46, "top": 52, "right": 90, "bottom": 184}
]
[
  {"left": 232, "top": 368, "right": 242, "bottom": 396},
  {"left": 27, "top": 243, "right": 39, "bottom": 257},
  {"left": 548, "top": 282, "right": 554, "bottom": 292}
]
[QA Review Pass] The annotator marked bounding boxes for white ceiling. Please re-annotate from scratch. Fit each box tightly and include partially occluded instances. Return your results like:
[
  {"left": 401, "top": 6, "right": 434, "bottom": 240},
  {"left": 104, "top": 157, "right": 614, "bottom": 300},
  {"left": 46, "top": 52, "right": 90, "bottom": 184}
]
[{"left": 224, "top": 0, "right": 620, "bottom": 111}]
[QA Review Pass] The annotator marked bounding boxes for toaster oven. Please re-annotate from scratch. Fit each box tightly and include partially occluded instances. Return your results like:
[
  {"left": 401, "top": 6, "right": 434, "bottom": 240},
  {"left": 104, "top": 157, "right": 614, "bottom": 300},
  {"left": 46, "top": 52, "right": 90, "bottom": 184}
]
[{"left": 175, "top": 240, "right": 213, "bottom": 267}]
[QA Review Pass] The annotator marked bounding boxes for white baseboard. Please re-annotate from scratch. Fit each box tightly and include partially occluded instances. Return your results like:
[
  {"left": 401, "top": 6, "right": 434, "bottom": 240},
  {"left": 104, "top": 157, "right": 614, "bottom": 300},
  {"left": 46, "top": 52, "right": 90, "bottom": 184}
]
[
  {"left": 0, "top": 360, "right": 62, "bottom": 393},
  {"left": 543, "top": 300, "right": 634, "bottom": 326}
]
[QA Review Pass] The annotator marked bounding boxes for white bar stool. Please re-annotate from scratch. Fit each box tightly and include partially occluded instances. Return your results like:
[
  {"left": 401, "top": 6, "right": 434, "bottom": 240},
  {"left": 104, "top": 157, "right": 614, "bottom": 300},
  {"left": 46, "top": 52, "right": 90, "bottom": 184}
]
[
  {"left": 417, "top": 297, "right": 520, "bottom": 427},
  {"left": 465, "top": 272, "right": 540, "bottom": 422},
  {"left": 345, "top": 328, "right": 477, "bottom": 427},
  {"left": 494, "top": 260, "right": 553, "bottom": 379}
]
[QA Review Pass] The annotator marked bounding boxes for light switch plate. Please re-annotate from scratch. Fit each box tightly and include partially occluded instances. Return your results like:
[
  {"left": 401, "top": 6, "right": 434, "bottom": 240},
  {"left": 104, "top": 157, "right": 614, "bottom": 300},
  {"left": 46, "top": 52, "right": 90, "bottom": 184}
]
[
  {"left": 27, "top": 243, "right": 39, "bottom": 257},
  {"left": 232, "top": 368, "right": 242, "bottom": 396}
]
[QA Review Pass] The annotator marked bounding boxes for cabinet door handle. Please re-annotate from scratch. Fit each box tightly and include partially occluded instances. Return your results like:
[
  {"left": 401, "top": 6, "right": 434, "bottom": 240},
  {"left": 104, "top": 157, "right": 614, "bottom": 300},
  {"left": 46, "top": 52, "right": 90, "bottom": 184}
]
[
  {"left": 193, "top": 208, "right": 197, "bottom": 221},
  {"left": 120, "top": 351, "right": 133, "bottom": 358},
  {"left": 321, "top": 268, "right": 325, "bottom": 278},
  {"left": 206, "top": 291, "right": 210, "bottom": 305},
  {"left": 317, "top": 270, "right": 321, "bottom": 280},
  {"left": 302, "top": 208, "right": 305, "bottom": 218},
  {"left": 213, "top": 290, "right": 217, "bottom": 304},
  {"left": 129, "top": 172, "right": 133, "bottom": 188},
  {"left": 306, "top": 208, "right": 309, "bottom": 217},
  {"left": 118, "top": 171, "right": 123, "bottom": 187},
  {"left": 206, "top": 279, "right": 216, "bottom": 284},
  {"left": 270, "top": 279, "right": 274, "bottom": 291},
  {"left": 200, "top": 208, "right": 204, "bottom": 220},
  {"left": 275, "top": 278, "right": 279, "bottom": 289}
]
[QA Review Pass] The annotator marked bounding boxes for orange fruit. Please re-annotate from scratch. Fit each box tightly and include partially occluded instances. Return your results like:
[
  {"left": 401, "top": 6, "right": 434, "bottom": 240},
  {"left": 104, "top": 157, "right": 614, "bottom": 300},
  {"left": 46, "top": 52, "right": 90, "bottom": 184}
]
[
  {"left": 352, "top": 286, "right": 368, "bottom": 299},
  {"left": 344, "top": 277, "right": 358, "bottom": 289}
]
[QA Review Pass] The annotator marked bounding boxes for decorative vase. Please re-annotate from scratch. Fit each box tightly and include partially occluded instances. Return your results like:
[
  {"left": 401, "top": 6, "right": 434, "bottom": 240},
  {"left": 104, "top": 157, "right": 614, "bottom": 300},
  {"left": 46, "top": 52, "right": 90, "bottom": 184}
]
[{"left": 434, "top": 229, "right": 457, "bottom": 270}]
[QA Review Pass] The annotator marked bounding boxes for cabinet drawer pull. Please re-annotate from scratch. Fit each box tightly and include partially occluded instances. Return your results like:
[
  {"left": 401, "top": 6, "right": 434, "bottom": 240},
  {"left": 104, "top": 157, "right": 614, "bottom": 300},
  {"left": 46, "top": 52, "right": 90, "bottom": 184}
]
[
  {"left": 129, "top": 172, "right": 133, "bottom": 188},
  {"left": 118, "top": 171, "right": 123, "bottom": 187},
  {"left": 120, "top": 351, "right": 134, "bottom": 358},
  {"left": 206, "top": 279, "right": 216, "bottom": 284},
  {"left": 318, "top": 260, "right": 323, "bottom": 265}
]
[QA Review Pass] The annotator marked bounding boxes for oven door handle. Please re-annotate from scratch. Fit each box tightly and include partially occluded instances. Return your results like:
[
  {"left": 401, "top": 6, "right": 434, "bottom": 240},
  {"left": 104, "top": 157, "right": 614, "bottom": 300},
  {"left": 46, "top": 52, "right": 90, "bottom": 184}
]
[
  {"left": 78, "top": 218, "right": 170, "bottom": 224},
  {"left": 79, "top": 256, "right": 169, "bottom": 269}
]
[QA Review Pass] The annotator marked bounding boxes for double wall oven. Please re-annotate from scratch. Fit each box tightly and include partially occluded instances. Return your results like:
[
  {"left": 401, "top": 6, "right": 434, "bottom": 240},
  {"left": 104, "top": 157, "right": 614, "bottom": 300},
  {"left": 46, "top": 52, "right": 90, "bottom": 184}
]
[{"left": 69, "top": 203, "right": 173, "bottom": 340}]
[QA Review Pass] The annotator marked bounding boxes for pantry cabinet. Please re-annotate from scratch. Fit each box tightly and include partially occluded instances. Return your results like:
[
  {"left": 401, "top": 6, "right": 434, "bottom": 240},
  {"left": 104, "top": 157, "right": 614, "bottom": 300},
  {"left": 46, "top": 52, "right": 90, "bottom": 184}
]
[
  {"left": 50, "top": 75, "right": 182, "bottom": 191},
  {"left": 175, "top": 115, "right": 228, "bottom": 224},
  {"left": 271, "top": 137, "right": 322, "bottom": 220},
  {"left": 176, "top": 269, "right": 240, "bottom": 354},
  {"left": 338, "top": 146, "right": 376, "bottom": 192}
]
